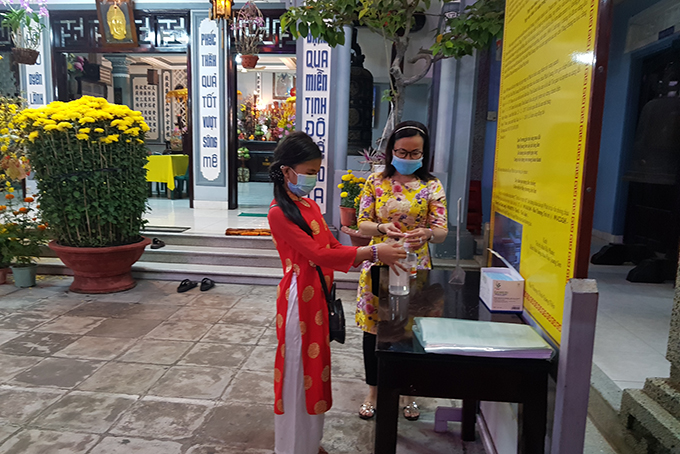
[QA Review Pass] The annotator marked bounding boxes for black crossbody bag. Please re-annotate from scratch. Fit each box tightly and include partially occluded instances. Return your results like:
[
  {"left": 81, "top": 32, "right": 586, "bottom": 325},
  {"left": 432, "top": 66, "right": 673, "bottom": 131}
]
[
  {"left": 313, "top": 262, "right": 346, "bottom": 344},
  {"left": 270, "top": 204, "right": 346, "bottom": 344}
]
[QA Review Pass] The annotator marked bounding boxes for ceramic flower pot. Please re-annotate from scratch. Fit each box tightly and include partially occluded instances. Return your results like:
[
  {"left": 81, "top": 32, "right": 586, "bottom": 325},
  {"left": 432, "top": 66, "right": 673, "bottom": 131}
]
[
  {"left": 339, "top": 207, "right": 357, "bottom": 227},
  {"left": 0, "top": 267, "right": 9, "bottom": 285},
  {"left": 49, "top": 237, "right": 151, "bottom": 294},
  {"left": 241, "top": 54, "right": 259, "bottom": 69},
  {"left": 10, "top": 264, "right": 37, "bottom": 288},
  {"left": 341, "top": 226, "right": 372, "bottom": 247}
]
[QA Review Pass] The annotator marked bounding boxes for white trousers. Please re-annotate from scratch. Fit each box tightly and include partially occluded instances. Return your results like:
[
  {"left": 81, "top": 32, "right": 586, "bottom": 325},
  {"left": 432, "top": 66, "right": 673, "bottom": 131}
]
[{"left": 274, "top": 274, "right": 324, "bottom": 454}]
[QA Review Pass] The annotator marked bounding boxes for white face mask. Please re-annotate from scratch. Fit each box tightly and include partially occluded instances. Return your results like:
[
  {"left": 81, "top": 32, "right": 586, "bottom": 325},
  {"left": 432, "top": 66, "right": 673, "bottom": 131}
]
[{"left": 287, "top": 169, "right": 317, "bottom": 197}]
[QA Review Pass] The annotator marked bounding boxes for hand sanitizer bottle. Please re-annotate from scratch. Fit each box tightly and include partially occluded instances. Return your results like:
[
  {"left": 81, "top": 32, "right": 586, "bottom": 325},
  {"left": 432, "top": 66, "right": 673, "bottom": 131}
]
[{"left": 405, "top": 243, "right": 417, "bottom": 279}]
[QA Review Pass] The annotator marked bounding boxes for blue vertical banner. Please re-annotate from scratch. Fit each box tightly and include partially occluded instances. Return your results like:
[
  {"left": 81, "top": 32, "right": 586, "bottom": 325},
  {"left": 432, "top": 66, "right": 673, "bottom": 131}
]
[
  {"left": 300, "top": 35, "right": 332, "bottom": 214},
  {"left": 197, "top": 18, "right": 222, "bottom": 182}
]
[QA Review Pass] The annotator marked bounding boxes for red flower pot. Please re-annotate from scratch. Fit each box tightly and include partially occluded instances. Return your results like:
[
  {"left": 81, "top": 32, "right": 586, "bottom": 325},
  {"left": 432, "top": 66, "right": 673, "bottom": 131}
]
[
  {"left": 0, "top": 267, "right": 8, "bottom": 285},
  {"left": 341, "top": 226, "right": 371, "bottom": 247},
  {"left": 49, "top": 237, "right": 151, "bottom": 294},
  {"left": 241, "top": 55, "right": 259, "bottom": 69},
  {"left": 339, "top": 207, "right": 357, "bottom": 227}
]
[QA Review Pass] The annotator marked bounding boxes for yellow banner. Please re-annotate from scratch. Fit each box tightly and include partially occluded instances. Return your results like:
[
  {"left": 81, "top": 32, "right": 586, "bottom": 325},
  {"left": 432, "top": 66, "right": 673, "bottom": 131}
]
[{"left": 491, "top": 0, "right": 600, "bottom": 343}]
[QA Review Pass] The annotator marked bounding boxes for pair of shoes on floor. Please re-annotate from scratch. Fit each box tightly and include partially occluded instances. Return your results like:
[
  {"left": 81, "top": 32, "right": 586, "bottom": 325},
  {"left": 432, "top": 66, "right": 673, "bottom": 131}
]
[
  {"left": 150, "top": 238, "right": 166, "bottom": 249},
  {"left": 357, "top": 401, "right": 420, "bottom": 421},
  {"left": 177, "top": 278, "right": 215, "bottom": 293}
]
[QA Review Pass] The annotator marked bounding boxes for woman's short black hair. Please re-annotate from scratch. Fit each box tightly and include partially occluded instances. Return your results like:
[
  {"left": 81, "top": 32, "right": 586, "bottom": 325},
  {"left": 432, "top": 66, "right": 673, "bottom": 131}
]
[{"left": 382, "top": 120, "right": 435, "bottom": 181}]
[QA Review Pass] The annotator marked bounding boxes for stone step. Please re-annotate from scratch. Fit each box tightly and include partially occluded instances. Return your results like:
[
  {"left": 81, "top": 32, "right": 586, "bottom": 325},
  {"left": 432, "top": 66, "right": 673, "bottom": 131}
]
[
  {"left": 619, "top": 388, "right": 680, "bottom": 453},
  {"left": 35, "top": 257, "right": 362, "bottom": 290},
  {"left": 643, "top": 377, "right": 680, "bottom": 421},
  {"left": 42, "top": 244, "right": 283, "bottom": 269},
  {"left": 141, "top": 231, "right": 276, "bottom": 250}
]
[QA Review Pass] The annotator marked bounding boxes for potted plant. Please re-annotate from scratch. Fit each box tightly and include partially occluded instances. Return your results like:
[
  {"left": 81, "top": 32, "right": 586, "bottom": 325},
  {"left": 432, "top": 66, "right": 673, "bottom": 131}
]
[
  {"left": 338, "top": 170, "right": 364, "bottom": 227},
  {"left": 13, "top": 96, "right": 152, "bottom": 293},
  {"left": 338, "top": 171, "right": 371, "bottom": 246},
  {"left": 0, "top": 191, "right": 48, "bottom": 288},
  {"left": 234, "top": 1, "right": 264, "bottom": 69},
  {"left": 1, "top": 0, "right": 48, "bottom": 65},
  {"left": 237, "top": 146, "right": 250, "bottom": 182},
  {"left": 66, "top": 54, "right": 86, "bottom": 99},
  {"left": 362, "top": 147, "right": 386, "bottom": 173}
]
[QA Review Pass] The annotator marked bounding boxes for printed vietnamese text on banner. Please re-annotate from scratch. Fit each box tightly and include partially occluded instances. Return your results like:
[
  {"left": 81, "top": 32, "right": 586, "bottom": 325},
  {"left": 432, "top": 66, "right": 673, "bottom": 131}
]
[{"left": 490, "top": 0, "right": 602, "bottom": 343}]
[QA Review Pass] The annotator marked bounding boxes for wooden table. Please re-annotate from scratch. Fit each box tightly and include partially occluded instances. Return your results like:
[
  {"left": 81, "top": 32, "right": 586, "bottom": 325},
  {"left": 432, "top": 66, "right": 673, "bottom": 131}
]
[
  {"left": 145, "top": 154, "right": 189, "bottom": 192},
  {"left": 373, "top": 268, "right": 552, "bottom": 454}
]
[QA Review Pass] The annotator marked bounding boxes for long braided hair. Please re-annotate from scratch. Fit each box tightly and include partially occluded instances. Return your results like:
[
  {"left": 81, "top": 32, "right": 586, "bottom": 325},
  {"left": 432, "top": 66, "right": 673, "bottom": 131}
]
[{"left": 269, "top": 132, "right": 322, "bottom": 236}]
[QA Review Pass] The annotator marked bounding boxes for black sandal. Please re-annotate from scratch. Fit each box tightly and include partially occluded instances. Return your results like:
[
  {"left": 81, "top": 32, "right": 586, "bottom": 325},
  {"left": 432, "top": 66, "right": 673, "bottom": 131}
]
[
  {"left": 150, "top": 238, "right": 166, "bottom": 249},
  {"left": 177, "top": 279, "right": 198, "bottom": 293},
  {"left": 358, "top": 402, "right": 375, "bottom": 420},
  {"left": 200, "top": 277, "right": 215, "bottom": 292},
  {"left": 403, "top": 402, "right": 420, "bottom": 421}
]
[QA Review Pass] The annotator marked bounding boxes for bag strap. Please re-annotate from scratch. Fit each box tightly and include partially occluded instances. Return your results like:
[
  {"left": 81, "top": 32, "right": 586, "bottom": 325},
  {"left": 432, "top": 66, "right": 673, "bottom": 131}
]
[{"left": 271, "top": 203, "right": 334, "bottom": 310}]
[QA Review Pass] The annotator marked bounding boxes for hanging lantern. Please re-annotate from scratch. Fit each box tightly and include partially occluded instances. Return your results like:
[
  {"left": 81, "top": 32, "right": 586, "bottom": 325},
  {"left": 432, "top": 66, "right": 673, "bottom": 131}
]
[{"left": 210, "top": 0, "right": 232, "bottom": 21}]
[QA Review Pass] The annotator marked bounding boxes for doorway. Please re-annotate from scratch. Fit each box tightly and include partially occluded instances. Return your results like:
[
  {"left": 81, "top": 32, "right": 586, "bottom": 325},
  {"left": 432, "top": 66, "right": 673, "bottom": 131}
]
[{"left": 235, "top": 54, "right": 296, "bottom": 211}]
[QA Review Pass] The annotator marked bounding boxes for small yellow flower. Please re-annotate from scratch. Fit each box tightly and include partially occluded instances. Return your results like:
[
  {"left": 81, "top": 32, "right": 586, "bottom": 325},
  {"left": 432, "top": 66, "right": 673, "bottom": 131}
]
[
  {"left": 340, "top": 191, "right": 348, "bottom": 198},
  {"left": 79, "top": 128, "right": 91, "bottom": 134},
  {"left": 76, "top": 133, "right": 89, "bottom": 140},
  {"left": 94, "top": 128, "right": 104, "bottom": 133},
  {"left": 347, "top": 170, "right": 352, "bottom": 173},
  {"left": 28, "top": 131, "right": 39, "bottom": 142},
  {"left": 341, "top": 174, "right": 351, "bottom": 181},
  {"left": 44, "top": 124, "right": 58, "bottom": 131},
  {"left": 337, "top": 183, "right": 344, "bottom": 189}
]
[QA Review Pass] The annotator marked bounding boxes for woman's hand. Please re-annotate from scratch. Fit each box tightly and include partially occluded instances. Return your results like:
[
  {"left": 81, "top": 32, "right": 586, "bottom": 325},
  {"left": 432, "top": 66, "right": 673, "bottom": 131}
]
[
  {"left": 403, "top": 228, "right": 432, "bottom": 249},
  {"left": 381, "top": 222, "right": 404, "bottom": 239},
  {"left": 376, "top": 242, "right": 408, "bottom": 274}
]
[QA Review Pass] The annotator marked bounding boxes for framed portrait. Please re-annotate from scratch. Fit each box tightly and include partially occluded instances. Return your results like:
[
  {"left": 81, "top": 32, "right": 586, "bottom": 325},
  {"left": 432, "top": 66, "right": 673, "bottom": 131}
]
[
  {"left": 273, "top": 73, "right": 295, "bottom": 100},
  {"left": 96, "top": 0, "right": 138, "bottom": 47}
]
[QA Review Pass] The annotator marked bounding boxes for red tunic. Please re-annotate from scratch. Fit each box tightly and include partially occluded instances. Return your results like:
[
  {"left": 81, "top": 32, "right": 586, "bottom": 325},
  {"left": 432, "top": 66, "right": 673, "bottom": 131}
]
[{"left": 268, "top": 198, "right": 357, "bottom": 415}]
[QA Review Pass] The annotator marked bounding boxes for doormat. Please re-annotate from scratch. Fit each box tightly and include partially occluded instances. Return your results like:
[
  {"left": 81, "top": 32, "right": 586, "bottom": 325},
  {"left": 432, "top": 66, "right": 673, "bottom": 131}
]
[
  {"left": 237, "top": 212, "right": 268, "bottom": 217},
  {"left": 143, "top": 226, "right": 190, "bottom": 233},
  {"left": 225, "top": 228, "right": 271, "bottom": 236}
]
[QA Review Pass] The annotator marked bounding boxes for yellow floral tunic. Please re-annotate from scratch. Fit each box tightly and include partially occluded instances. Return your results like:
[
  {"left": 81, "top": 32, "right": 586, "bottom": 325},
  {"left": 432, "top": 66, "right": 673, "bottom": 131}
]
[{"left": 355, "top": 172, "right": 448, "bottom": 333}]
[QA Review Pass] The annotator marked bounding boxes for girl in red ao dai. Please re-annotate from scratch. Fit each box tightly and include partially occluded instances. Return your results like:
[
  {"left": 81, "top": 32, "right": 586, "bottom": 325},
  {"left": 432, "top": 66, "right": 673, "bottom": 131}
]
[{"left": 267, "top": 132, "right": 406, "bottom": 454}]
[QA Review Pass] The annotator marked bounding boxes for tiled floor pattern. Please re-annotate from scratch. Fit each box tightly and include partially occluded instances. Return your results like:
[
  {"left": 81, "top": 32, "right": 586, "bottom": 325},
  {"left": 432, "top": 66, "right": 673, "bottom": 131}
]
[
  {"left": 587, "top": 237, "right": 675, "bottom": 390},
  {"left": 0, "top": 276, "right": 494, "bottom": 454}
]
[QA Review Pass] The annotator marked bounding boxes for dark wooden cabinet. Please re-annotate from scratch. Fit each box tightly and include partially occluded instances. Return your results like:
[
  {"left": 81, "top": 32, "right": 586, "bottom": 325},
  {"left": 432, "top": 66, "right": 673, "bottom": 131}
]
[{"left": 240, "top": 140, "right": 277, "bottom": 182}]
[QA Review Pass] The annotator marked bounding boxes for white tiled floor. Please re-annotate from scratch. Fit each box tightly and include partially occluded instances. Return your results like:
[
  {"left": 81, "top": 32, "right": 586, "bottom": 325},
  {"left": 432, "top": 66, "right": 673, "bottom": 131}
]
[
  {"left": 588, "top": 262, "right": 673, "bottom": 389},
  {"left": 144, "top": 182, "right": 273, "bottom": 234}
]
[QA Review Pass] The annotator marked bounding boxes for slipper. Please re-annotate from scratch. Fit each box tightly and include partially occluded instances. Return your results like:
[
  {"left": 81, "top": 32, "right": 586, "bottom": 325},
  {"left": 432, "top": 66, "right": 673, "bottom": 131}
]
[
  {"left": 403, "top": 402, "right": 420, "bottom": 421},
  {"left": 358, "top": 402, "right": 375, "bottom": 420},
  {"left": 200, "top": 277, "right": 215, "bottom": 292},
  {"left": 177, "top": 279, "right": 198, "bottom": 293},
  {"left": 318, "top": 447, "right": 328, "bottom": 454},
  {"left": 150, "top": 238, "right": 166, "bottom": 249}
]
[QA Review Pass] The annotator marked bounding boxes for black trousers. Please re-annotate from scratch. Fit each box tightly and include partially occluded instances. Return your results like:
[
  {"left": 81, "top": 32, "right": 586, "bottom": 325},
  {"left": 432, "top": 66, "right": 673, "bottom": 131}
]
[{"left": 363, "top": 331, "right": 378, "bottom": 386}]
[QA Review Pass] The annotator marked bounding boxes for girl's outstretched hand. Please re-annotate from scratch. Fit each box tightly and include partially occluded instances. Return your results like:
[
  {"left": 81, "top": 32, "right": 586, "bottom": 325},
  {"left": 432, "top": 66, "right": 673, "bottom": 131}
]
[{"left": 376, "top": 242, "right": 408, "bottom": 274}]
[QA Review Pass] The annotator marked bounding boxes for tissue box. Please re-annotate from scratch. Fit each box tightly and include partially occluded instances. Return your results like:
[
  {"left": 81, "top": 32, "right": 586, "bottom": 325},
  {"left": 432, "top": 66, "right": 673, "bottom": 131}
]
[{"left": 479, "top": 266, "right": 524, "bottom": 312}]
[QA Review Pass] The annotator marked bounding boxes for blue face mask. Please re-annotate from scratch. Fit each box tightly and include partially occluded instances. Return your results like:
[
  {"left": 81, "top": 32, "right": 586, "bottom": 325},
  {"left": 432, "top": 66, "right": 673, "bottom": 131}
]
[
  {"left": 287, "top": 169, "right": 317, "bottom": 197},
  {"left": 392, "top": 156, "right": 423, "bottom": 175}
]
